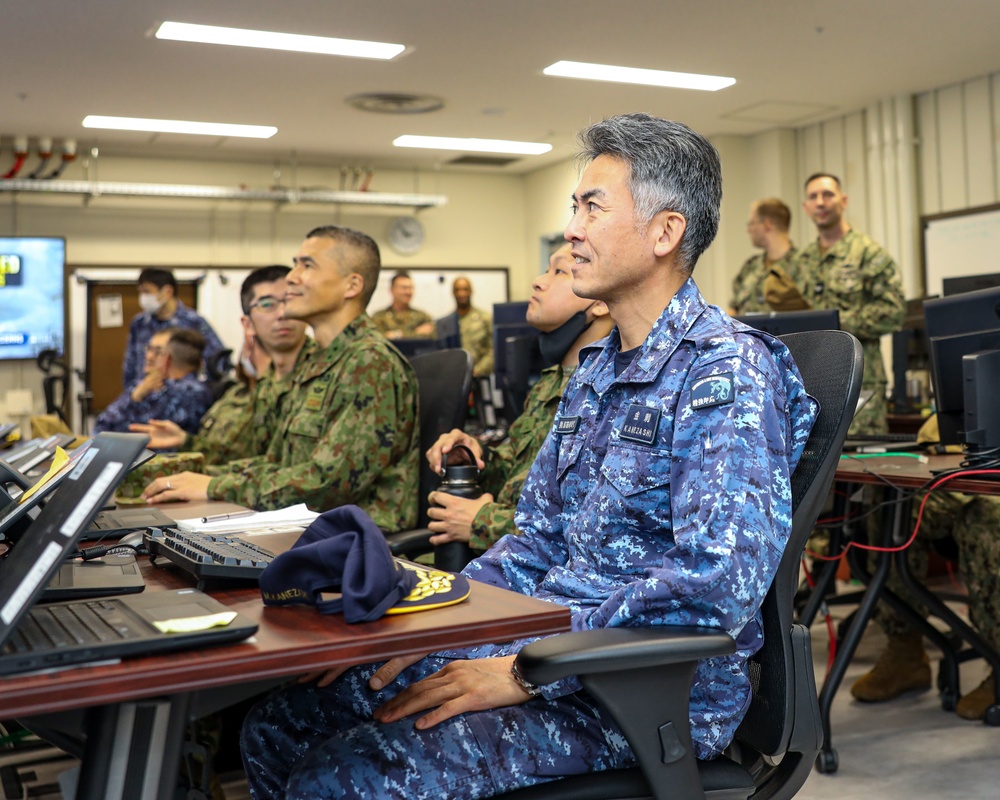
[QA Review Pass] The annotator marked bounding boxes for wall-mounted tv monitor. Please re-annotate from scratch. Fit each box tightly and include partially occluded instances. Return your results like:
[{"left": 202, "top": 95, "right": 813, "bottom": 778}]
[{"left": 0, "top": 237, "right": 65, "bottom": 360}]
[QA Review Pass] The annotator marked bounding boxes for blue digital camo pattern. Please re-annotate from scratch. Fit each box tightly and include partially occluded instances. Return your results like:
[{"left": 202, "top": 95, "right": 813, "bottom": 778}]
[
  {"left": 240, "top": 278, "right": 818, "bottom": 799},
  {"left": 464, "top": 277, "right": 817, "bottom": 759},
  {"left": 92, "top": 373, "right": 213, "bottom": 437},
  {"left": 242, "top": 657, "right": 634, "bottom": 800},
  {"left": 122, "top": 299, "right": 226, "bottom": 387}
]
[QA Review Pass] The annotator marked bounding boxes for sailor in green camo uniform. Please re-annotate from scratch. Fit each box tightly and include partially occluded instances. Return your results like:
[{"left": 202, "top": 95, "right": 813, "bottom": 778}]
[
  {"left": 852, "top": 415, "right": 1000, "bottom": 720},
  {"left": 789, "top": 173, "right": 905, "bottom": 435},
  {"left": 446, "top": 276, "right": 495, "bottom": 378},
  {"left": 729, "top": 197, "right": 800, "bottom": 315},
  {"left": 124, "top": 266, "right": 312, "bottom": 499},
  {"left": 371, "top": 271, "right": 436, "bottom": 339},
  {"left": 142, "top": 228, "right": 419, "bottom": 534},
  {"left": 424, "top": 243, "right": 613, "bottom": 555}
]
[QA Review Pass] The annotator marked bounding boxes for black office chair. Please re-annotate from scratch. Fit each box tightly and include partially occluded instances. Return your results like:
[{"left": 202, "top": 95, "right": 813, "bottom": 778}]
[
  {"left": 494, "top": 329, "right": 863, "bottom": 800},
  {"left": 502, "top": 333, "right": 545, "bottom": 418},
  {"left": 36, "top": 348, "right": 71, "bottom": 428},
  {"left": 384, "top": 348, "right": 475, "bottom": 572},
  {"left": 204, "top": 347, "right": 235, "bottom": 402}
]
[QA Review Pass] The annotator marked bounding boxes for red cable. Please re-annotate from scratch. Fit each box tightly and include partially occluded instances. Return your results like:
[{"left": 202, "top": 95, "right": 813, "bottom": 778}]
[{"left": 2, "top": 154, "right": 27, "bottom": 180}]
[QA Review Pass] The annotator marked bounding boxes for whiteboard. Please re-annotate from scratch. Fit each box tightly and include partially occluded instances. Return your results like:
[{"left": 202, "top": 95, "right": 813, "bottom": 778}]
[
  {"left": 367, "top": 267, "right": 509, "bottom": 320},
  {"left": 922, "top": 203, "right": 1000, "bottom": 297}
]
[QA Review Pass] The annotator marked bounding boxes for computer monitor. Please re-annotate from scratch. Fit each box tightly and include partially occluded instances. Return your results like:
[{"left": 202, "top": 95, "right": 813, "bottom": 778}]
[
  {"left": 924, "top": 286, "right": 1000, "bottom": 452},
  {"left": 391, "top": 337, "right": 442, "bottom": 360},
  {"left": 943, "top": 273, "right": 1000, "bottom": 297},
  {"left": 734, "top": 308, "right": 840, "bottom": 336}
]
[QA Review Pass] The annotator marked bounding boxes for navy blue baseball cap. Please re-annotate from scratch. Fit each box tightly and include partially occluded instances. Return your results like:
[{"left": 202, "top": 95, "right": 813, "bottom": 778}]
[{"left": 259, "top": 505, "right": 470, "bottom": 623}]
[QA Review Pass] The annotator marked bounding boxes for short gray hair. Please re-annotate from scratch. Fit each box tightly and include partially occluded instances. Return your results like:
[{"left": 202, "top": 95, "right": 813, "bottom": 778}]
[{"left": 577, "top": 113, "right": 722, "bottom": 272}]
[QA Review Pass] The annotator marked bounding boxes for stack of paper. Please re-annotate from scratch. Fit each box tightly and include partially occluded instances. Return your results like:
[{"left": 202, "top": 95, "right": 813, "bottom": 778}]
[{"left": 175, "top": 503, "right": 319, "bottom": 534}]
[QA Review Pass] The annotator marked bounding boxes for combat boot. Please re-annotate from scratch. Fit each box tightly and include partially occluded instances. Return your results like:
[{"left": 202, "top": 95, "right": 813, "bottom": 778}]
[
  {"left": 850, "top": 631, "right": 932, "bottom": 702},
  {"left": 956, "top": 673, "right": 996, "bottom": 720}
]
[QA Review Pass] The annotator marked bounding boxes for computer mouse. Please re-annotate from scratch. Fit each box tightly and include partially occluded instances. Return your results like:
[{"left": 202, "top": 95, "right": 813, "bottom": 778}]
[{"left": 116, "top": 530, "right": 148, "bottom": 551}]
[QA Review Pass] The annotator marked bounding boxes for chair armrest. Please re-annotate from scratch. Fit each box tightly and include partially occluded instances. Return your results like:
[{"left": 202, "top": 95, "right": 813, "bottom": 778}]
[
  {"left": 516, "top": 626, "right": 736, "bottom": 686},
  {"left": 384, "top": 528, "right": 434, "bottom": 558},
  {"left": 514, "top": 627, "right": 737, "bottom": 800}
]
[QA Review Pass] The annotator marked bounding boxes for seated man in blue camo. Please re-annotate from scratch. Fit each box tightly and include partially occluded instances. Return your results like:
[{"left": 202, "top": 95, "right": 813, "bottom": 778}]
[
  {"left": 239, "top": 113, "right": 819, "bottom": 800},
  {"left": 123, "top": 267, "right": 226, "bottom": 388},
  {"left": 93, "top": 327, "right": 212, "bottom": 438}
]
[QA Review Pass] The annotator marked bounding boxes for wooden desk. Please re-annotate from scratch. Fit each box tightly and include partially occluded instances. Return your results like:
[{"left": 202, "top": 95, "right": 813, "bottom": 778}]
[
  {"left": 11, "top": 556, "right": 570, "bottom": 799},
  {"left": 813, "top": 453, "right": 1000, "bottom": 771}
]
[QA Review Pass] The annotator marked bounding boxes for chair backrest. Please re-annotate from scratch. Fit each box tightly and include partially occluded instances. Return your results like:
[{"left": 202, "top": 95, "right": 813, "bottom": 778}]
[
  {"left": 736, "top": 330, "right": 863, "bottom": 763},
  {"left": 502, "top": 334, "right": 545, "bottom": 418},
  {"left": 409, "top": 349, "right": 474, "bottom": 528}
]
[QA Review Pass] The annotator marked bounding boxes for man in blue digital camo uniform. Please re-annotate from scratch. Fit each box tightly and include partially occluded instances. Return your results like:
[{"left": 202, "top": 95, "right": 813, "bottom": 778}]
[
  {"left": 123, "top": 267, "right": 226, "bottom": 388},
  {"left": 93, "top": 327, "right": 212, "bottom": 437},
  {"left": 240, "top": 114, "right": 819, "bottom": 800}
]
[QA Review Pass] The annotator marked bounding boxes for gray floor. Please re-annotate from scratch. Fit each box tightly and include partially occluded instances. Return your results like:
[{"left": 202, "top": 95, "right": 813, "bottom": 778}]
[{"left": 5, "top": 588, "right": 998, "bottom": 799}]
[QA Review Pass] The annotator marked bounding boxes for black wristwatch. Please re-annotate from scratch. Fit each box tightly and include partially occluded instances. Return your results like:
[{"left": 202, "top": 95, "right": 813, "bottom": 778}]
[{"left": 510, "top": 660, "right": 543, "bottom": 698}]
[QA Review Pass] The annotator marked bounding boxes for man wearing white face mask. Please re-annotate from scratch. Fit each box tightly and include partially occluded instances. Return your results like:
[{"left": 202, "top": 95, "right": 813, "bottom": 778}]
[
  {"left": 122, "top": 268, "right": 226, "bottom": 388},
  {"left": 130, "top": 266, "right": 313, "bottom": 464}
]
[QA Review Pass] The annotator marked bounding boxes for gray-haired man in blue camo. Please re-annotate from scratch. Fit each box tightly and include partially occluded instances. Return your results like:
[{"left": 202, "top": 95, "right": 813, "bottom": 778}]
[{"left": 240, "top": 114, "right": 819, "bottom": 800}]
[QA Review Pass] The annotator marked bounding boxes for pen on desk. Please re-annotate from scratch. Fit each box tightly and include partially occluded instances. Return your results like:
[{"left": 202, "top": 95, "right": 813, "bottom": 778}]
[{"left": 201, "top": 510, "right": 255, "bottom": 523}]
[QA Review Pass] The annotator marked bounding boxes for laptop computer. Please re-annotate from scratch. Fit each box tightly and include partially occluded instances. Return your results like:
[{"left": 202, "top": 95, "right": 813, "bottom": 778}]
[
  {"left": 42, "top": 553, "right": 146, "bottom": 601},
  {"left": 0, "top": 443, "right": 167, "bottom": 544},
  {"left": 0, "top": 432, "right": 258, "bottom": 676}
]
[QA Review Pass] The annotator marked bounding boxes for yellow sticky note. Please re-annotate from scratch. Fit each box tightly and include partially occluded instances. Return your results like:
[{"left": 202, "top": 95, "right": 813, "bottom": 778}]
[
  {"left": 152, "top": 611, "right": 238, "bottom": 634},
  {"left": 19, "top": 447, "right": 71, "bottom": 504}
]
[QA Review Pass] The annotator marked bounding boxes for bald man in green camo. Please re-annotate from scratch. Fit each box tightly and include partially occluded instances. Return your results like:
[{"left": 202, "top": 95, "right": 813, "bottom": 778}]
[
  {"left": 792, "top": 172, "right": 905, "bottom": 436},
  {"left": 143, "top": 226, "right": 419, "bottom": 533}
]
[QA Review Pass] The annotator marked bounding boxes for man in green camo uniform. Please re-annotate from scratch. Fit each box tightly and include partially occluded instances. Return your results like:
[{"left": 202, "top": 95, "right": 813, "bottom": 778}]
[
  {"left": 371, "top": 270, "right": 436, "bottom": 339},
  {"left": 729, "top": 197, "right": 800, "bottom": 314},
  {"left": 424, "top": 243, "right": 613, "bottom": 555},
  {"left": 449, "top": 276, "right": 494, "bottom": 378},
  {"left": 853, "top": 416, "right": 1000, "bottom": 719},
  {"left": 787, "top": 173, "right": 905, "bottom": 436},
  {"left": 123, "top": 266, "right": 312, "bottom": 499},
  {"left": 143, "top": 227, "right": 419, "bottom": 533}
]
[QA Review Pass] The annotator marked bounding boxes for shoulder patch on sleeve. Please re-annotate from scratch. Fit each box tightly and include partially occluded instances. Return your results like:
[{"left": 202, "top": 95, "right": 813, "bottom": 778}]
[{"left": 690, "top": 371, "right": 734, "bottom": 410}]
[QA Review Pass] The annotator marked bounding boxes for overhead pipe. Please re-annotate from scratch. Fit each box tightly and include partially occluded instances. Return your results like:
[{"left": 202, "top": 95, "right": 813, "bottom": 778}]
[
  {"left": 0, "top": 177, "right": 447, "bottom": 208},
  {"left": 42, "top": 139, "right": 77, "bottom": 180},
  {"left": 27, "top": 137, "right": 54, "bottom": 179},
  {"left": 2, "top": 136, "right": 29, "bottom": 179}
]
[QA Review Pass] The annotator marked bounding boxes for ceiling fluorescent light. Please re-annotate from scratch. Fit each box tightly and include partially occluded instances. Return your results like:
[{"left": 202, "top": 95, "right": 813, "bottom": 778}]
[
  {"left": 155, "top": 21, "right": 405, "bottom": 60},
  {"left": 543, "top": 60, "right": 735, "bottom": 91},
  {"left": 393, "top": 135, "right": 552, "bottom": 155},
  {"left": 82, "top": 115, "right": 277, "bottom": 139}
]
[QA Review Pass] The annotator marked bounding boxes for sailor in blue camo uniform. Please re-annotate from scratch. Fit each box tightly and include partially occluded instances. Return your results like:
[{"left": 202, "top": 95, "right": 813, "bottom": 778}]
[
  {"left": 94, "top": 327, "right": 212, "bottom": 438},
  {"left": 240, "top": 114, "right": 818, "bottom": 800}
]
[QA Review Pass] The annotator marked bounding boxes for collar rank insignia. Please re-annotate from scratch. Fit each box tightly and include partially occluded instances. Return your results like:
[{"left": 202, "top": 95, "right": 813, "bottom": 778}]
[
  {"left": 618, "top": 404, "right": 660, "bottom": 446},
  {"left": 691, "top": 372, "right": 734, "bottom": 410},
  {"left": 555, "top": 416, "right": 580, "bottom": 435}
]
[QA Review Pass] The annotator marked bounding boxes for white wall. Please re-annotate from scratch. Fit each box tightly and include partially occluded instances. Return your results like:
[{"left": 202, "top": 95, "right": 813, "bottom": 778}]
[{"left": 6, "top": 67, "right": 1000, "bottom": 425}]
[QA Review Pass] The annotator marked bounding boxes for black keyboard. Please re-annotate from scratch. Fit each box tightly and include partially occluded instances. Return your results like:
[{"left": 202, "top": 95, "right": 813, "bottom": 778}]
[
  {"left": 146, "top": 528, "right": 277, "bottom": 582},
  {"left": 845, "top": 432, "right": 919, "bottom": 443},
  {"left": 5, "top": 600, "right": 138, "bottom": 654}
]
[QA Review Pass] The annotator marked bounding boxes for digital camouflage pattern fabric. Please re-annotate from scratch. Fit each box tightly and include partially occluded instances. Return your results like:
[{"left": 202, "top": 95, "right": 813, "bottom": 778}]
[
  {"left": 207, "top": 315, "right": 419, "bottom": 530},
  {"left": 371, "top": 306, "right": 435, "bottom": 339},
  {"left": 875, "top": 490, "right": 1000, "bottom": 652},
  {"left": 123, "top": 299, "right": 225, "bottom": 388},
  {"left": 469, "top": 364, "right": 571, "bottom": 553},
  {"left": 240, "top": 278, "right": 818, "bottom": 799},
  {"left": 93, "top": 373, "right": 212, "bottom": 436},
  {"left": 795, "top": 229, "right": 905, "bottom": 435},
  {"left": 458, "top": 306, "right": 494, "bottom": 377},
  {"left": 730, "top": 246, "right": 799, "bottom": 313}
]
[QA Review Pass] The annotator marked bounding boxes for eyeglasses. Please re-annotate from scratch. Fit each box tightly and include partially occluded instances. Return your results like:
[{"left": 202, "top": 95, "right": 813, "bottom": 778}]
[
  {"left": 248, "top": 295, "right": 285, "bottom": 313},
  {"left": 145, "top": 344, "right": 166, "bottom": 356}
]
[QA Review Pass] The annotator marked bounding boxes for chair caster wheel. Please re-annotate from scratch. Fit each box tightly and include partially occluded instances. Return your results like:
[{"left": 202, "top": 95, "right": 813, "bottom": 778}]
[
  {"left": 940, "top": 689, "right": 959, "bottom": 712},
  {"left": 984, "top": 704, "right": 1000, "bottom": 727},
  {"left": 815, "top": 749, "right": 839, "bottom": 774}
]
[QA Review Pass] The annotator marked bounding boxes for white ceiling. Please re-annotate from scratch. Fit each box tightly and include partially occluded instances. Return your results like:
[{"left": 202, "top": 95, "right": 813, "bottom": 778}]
[{"left": 5, "top": 0, "right": 1000, "bottom": 175}]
